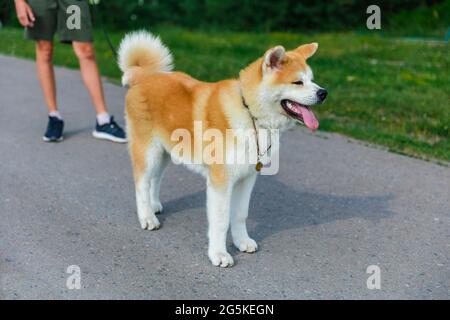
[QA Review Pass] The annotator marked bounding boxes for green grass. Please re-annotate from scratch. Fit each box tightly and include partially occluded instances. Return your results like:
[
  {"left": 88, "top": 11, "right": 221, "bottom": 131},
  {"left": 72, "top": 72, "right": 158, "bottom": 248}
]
[{"left": 1, "top": 26, "right": 449, "bottom": 162}]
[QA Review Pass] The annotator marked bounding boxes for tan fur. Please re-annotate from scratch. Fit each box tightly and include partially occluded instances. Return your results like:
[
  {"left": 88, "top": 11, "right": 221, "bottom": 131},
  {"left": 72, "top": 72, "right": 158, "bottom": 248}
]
[
  {"left": 126, "top": 71, "right": 236, "bottom": 187},
  {"left": 120, "top": 30, "right": 325, "bottom": 266},
  {"left": 126, "top": 45, "right": 315, "bottom": 188}
]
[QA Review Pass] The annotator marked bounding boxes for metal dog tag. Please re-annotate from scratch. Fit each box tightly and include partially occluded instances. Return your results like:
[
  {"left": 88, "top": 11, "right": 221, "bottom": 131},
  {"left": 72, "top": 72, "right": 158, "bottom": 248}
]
[{"left": 256, "top": 162, "right": 263, "bottom": 172}]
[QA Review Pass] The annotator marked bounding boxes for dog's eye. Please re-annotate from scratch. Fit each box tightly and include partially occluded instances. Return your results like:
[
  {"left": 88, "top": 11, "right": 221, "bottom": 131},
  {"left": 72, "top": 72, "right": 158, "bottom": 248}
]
[{"left": 293, "top": 81, "right": 304, "bottom": 85}]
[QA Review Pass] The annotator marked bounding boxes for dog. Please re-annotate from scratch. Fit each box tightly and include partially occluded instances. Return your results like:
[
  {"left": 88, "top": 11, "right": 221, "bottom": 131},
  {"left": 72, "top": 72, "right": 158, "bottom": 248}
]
[{"left": 118, "top": 31, "right": 327, "bottom": 267}]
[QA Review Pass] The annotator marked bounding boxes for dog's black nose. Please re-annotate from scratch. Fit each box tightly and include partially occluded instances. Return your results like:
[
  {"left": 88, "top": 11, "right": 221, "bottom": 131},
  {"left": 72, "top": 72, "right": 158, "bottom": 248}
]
[{"left": 317, "top": 89, "right": 328, "bottom": 102}]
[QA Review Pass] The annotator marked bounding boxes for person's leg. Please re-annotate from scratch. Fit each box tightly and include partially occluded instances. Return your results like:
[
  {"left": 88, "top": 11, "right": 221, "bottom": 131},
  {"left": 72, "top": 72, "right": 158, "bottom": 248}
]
[
  {"left": 56, "top": 1, "right": 125, "bottom": 143},
  {"left": 72, "top": 41, "right": 107, "bottom": 115},
  {"left": 71, "top": 41, "right": 126, "bottom": 143},
  {"left": 24, "top": 1, "right": 63, "bottom": 142},
  {"left": 35, "top": 40, "right": 58, "bottom": 114},
  {"left": 36, "top": 39, "right": 64, "bottom": 143}
]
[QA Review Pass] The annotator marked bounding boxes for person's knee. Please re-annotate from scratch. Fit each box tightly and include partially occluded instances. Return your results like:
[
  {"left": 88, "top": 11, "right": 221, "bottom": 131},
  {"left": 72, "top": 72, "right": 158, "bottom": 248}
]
[
  {"left": 73, "top": 43, "right": 95, "bottom": 60},
  {"left": 36, "top": 41, "right": 53, "bottom": 62}
]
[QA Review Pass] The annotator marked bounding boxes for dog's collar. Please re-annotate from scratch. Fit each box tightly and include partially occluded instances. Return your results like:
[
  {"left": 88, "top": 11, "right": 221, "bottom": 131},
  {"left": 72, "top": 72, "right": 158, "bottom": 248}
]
[
  {"left": 241, "top": 95, "right": 256, "bottom": 121},
  {"left": 241, "top": 96, "right": 250, "bottom": 111},
  {"left": 241, "top": 95, "right": 271, "bottom": 172}
]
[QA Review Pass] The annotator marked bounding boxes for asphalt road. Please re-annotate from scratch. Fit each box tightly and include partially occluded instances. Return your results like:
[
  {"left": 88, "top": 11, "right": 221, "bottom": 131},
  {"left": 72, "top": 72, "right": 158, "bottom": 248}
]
[{"left": 0, "top": 55, "right": 449, "bottom": 300}]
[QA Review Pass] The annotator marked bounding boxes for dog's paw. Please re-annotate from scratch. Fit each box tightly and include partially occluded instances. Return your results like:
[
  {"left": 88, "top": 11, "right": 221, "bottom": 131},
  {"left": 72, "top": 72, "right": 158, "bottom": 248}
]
[
  {"left": 209, "top": 251, "right": 234, "bottom": 268},
  {"left": 152, "top": 202, "right": 163, "bottom": 215},
  {"left": 234, "top": 238, "right": 258, "bottom": 253},
  {"left": 139, "top": 216, "right": 161, "bottom": 231}
]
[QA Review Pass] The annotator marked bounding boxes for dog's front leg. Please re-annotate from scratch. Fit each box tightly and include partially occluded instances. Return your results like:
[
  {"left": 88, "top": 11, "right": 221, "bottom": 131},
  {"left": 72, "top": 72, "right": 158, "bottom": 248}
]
[
  {"left": 206, "top": 180, "right": 234, "bottom": 267},
  {"left": 231, "top": 173, "right": 258, "bottom": 253}
]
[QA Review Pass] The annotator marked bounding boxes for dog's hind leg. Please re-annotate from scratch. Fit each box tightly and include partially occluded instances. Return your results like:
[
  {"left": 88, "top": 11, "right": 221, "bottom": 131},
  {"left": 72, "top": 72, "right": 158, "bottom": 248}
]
[
  {"left": 149, "top": 150, "right": 170, "bottom": 214},
  {"left": 132, "top": 140, "right": 167, "bottom": 230},
  {"left": 231, "top": 173, "right": 258, "bottom": 253}
]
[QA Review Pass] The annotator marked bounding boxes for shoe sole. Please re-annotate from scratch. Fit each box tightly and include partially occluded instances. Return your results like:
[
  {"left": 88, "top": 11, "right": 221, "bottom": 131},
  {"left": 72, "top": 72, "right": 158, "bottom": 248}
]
[
  {"left": 92, "top": 131, "right": 127, "bottom": 143},
  {"left": 43, "top": 136, "right": 64, "bottom": 143}
]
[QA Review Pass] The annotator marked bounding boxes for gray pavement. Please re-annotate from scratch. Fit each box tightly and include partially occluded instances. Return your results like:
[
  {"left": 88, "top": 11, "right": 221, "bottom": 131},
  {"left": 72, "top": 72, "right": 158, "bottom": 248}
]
[{"left": 0, "top": 55, "right": 449, "bottom": 300}]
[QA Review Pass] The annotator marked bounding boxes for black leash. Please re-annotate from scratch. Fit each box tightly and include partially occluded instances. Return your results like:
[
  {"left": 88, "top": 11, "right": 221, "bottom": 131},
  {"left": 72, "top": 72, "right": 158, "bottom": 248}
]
[
  {"left": 91, "top": 2, "right": 117, "bottom": 58},
  {"left": 242, "top": 96, "right": 272, "bottom": 172}
]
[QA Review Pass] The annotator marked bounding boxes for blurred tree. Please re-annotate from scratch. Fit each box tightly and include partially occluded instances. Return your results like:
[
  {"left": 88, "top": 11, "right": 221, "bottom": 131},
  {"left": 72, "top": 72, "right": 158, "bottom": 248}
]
[
  {"left": 2, "top": 0, "right": 446, "bottom": 32},
  {"left": 0, "top": 0, "right": 14, "bottom": 26}
]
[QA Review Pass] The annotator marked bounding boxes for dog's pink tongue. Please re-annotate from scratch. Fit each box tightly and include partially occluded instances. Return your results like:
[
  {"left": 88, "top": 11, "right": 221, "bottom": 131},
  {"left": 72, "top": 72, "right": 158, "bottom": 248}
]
[{"left": 299, "top": 106, "right": 319, "bottom": 131}]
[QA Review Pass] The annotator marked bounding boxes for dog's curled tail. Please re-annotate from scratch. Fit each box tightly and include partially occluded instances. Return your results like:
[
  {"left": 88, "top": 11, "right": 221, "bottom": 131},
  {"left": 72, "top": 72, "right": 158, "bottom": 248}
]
[{"left": 118, "top": 30, "right": 173, "bottom": 86}]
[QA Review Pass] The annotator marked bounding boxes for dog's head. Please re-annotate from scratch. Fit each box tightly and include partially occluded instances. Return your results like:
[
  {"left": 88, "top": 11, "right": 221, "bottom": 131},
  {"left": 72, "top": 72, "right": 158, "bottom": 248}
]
[{"left": 240, "top": 43, "right": 327, "bottom": 131}]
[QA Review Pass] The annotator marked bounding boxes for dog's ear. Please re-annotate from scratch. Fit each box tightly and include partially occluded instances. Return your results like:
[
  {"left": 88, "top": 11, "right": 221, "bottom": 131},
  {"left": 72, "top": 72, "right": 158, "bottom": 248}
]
[
  {"left": 263, "top": 46, "right": 286, "bottom": 74},
  {"left": 296, "top": 43, "right": 318, "bottom": 59}
]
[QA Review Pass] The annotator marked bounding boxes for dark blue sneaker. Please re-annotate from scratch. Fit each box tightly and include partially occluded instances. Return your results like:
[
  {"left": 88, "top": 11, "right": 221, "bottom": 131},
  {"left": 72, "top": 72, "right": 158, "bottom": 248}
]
[
  {"left": 92, "top": 116, "right": 127, "bottom": 143},
  {"left": 43, "top": 116, "right": 64, "bottom": 142}
]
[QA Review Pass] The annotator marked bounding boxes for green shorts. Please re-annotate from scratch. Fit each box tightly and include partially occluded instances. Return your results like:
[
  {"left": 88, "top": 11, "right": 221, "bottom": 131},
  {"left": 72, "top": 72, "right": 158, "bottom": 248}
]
[{"left": 25, "top": 0, "right": 93, "bottom": 43}]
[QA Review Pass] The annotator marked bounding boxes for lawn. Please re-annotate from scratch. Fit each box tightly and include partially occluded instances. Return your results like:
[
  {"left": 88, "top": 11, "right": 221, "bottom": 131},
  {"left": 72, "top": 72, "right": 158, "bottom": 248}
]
[{"left": 1, "top": 26, "right": 449, "bottom": 162}]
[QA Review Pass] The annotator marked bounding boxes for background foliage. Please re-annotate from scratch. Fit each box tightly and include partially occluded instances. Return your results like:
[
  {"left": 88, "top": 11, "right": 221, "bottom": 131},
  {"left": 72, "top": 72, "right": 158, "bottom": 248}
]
[
  {"left": 1, "top": 0, "right": 448, "bottom": 36},
  {"left": 98, "top": 0, "right": 448, "bottom": 36}
]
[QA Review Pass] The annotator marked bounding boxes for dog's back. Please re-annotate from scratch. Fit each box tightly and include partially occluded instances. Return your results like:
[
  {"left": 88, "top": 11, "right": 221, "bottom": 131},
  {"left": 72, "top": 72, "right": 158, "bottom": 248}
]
[
  {"left": 118, "top": 31, "right": 242, "bottom": 183},
  {"left": 119, "top": 31, "right": 242, "bottom": 159}
]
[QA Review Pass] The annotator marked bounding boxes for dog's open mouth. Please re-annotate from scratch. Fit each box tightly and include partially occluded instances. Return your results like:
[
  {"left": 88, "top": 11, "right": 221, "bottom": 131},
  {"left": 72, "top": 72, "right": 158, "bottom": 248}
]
[{"left": 281, "top": 99, "right": 319, "bottom": 131}]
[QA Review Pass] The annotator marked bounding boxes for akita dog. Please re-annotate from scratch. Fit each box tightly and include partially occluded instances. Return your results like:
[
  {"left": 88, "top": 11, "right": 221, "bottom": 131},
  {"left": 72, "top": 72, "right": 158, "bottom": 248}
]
[{"left": 118, "top": 31, "right": 327, "bottom": 267}]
